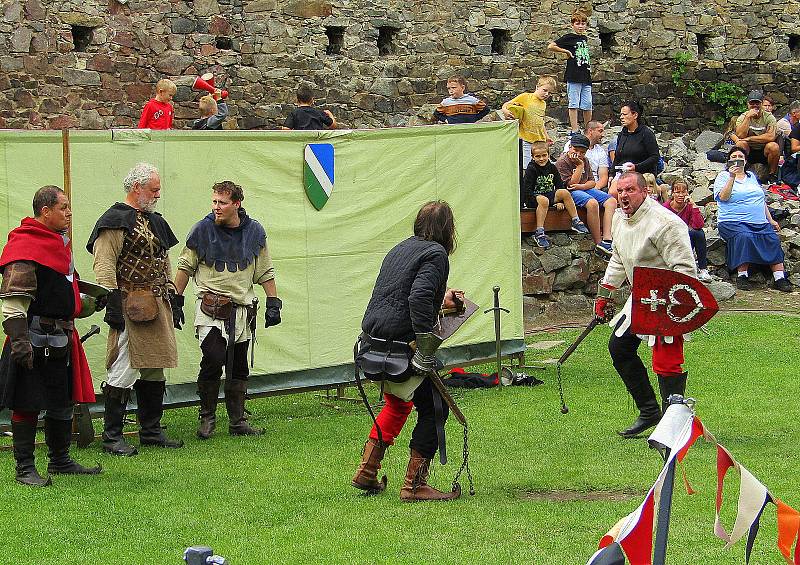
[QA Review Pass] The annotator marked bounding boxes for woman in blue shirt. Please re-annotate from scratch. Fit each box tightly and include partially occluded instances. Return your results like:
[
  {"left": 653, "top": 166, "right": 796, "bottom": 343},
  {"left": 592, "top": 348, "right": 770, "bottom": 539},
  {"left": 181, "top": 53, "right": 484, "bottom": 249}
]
[{"left": 713, "top": 147, "right": 792, "bottom": 292}]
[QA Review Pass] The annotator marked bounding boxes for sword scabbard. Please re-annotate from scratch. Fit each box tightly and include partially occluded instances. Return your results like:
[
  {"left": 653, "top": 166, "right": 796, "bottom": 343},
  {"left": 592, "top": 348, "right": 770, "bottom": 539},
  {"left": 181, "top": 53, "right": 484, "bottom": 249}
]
[{"left": 428, "top": 371, "right": 467, "bottom": 428}]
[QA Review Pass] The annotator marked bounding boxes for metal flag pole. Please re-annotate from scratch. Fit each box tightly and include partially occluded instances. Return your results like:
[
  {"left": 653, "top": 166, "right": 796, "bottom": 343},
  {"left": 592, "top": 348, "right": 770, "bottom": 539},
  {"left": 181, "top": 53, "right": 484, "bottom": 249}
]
[{"left": 652, "top": 394, "right": 689, "bottom": 565}]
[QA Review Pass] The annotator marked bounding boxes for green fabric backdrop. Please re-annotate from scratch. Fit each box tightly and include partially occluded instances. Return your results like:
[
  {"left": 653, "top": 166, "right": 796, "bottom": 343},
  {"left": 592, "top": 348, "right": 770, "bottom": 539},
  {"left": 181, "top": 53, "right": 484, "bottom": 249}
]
[{"left": 0, "top": 123, "right": 523, "bottom": 399}]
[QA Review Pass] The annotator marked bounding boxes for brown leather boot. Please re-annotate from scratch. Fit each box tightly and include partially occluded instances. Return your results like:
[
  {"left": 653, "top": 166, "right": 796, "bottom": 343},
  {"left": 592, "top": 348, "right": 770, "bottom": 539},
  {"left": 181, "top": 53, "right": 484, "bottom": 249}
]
[
  {"left": 400, "top": 449, "right": 460, "bottom": 502},
  {"left": 196, "top": 379, "right": 220, "bottom": 440},
  {"left": 225, "top": 379, "right": 263, "bottom": 436},
  {"left": 351, "top": 438, "right": 388, "bottom": 492}
]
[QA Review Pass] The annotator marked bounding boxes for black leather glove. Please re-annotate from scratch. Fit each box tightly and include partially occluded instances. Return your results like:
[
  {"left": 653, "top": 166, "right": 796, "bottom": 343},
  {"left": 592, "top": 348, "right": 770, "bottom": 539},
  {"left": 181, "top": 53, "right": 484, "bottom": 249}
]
[
  {"left": 104, "top": 289, "right": 125, "bottom": 332},
  {"left": 169, "top": 292, "right": 185, "bottom": 330},
  {"left": 94, "top": 293, "right": 108, "bottom": 312},
  {"left": 2, "top": 317, "right": 33, "bottom": 370},
  {"left": 264, "top": 296, "right": 282, "bottom": 328}
]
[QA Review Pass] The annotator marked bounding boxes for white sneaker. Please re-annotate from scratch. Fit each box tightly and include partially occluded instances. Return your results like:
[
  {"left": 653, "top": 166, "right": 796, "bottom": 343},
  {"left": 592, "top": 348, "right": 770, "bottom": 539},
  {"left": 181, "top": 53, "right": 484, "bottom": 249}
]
[{"left": 698, "top": 269, "right": 712, "bottom": 282}]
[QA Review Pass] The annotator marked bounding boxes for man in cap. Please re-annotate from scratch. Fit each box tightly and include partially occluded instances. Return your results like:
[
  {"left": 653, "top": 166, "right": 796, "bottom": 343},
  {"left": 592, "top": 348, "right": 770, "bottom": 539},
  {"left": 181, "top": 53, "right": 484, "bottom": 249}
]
[
  {"left": 733, "top": 90, "right": 781, "bottom": 181},
  {"left": 555, "top": 133, "right": 617, "bottom": 257}
]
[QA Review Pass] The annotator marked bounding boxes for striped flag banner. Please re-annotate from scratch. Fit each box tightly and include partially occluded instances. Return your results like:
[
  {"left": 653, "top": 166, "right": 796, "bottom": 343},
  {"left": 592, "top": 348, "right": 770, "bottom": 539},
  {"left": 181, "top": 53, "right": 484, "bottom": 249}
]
[
  {"left": 304, "top": 143, "right": 334, "bottom": 210},
  {"left": 588, "top": 404, "right": 800, "bottom": 565}
]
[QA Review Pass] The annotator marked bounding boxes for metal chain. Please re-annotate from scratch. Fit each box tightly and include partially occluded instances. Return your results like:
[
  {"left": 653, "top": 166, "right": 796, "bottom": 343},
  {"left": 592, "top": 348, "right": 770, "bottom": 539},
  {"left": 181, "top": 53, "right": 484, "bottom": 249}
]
[
  {"left": 556, "top": 363, "right": 567, "bottom": 412},
  {"left": 451, "top": 425, "right": 475, "bottom": 496}
]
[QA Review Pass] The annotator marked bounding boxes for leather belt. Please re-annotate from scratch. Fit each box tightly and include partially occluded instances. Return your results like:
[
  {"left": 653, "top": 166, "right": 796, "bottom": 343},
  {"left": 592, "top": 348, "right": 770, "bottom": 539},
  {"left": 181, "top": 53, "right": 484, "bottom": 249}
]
[{"left": 34, "top": 316, "right": 73, "bottom": 331}]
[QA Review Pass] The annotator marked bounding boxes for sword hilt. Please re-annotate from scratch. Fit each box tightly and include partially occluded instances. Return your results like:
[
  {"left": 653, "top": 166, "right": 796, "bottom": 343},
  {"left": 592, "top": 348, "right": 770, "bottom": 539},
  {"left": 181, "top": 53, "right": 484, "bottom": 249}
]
[{"left": 483, "top": 286, "right": 509, "bottom": 314}]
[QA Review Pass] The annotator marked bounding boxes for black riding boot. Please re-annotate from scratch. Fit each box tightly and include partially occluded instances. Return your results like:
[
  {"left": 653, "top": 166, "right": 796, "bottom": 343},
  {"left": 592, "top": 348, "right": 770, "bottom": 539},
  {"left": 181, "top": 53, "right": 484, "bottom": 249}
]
[
  {"left": 225, "top": 379, "right": 263, "bottom": 436},
  {"left": 197, "top": 379, "right": 220, "bottom": 440},
  {"left": 45, "top": 418, "right": 102, "bottom": 475},
  {"left": 610, "top": 333, "right": 661, "bottom": 438},
  {"left": 101, "top": 383, "right": 138, "bottom": 456},
  {"left": 657, "top": 372, "right": 688, "bottom": 414},
  {"left": 134, "top": 380, "right": 184, "bottom": 448},
  {"left": 12, "top": 420, "right": 51, "bottom": 486}
]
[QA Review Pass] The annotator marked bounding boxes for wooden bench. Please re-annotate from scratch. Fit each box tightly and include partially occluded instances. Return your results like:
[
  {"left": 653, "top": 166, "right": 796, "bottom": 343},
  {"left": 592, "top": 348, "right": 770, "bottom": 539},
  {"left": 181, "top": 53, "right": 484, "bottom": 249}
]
[{"left": 520, "top": 207, "right": 607, "bottom": 233}]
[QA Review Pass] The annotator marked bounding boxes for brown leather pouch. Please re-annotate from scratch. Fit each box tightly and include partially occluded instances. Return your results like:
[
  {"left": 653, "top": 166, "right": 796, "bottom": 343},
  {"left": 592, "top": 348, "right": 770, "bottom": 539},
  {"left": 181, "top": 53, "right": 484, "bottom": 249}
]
[
  {"left": 200, "top": 293, "right": 233, "bottom": 320},
  {"left": 123, "top": 289, "right": 159, "bottom": 323}
]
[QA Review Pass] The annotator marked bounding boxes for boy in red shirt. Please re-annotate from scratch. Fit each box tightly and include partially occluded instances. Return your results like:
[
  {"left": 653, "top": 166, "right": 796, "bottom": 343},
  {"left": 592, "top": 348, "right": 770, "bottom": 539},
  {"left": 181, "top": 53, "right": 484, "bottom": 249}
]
[{"left": 138, "top": 79, "right": 176, "bottom": 129}]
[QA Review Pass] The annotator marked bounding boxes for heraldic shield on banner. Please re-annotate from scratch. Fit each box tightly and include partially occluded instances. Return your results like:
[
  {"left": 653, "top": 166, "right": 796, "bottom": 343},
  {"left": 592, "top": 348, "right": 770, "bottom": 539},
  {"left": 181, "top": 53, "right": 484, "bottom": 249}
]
[
  {"left": 630, "top": 267, "right": 719, "bottom": 336},
  {"left": 304, "top": 143, "right": 334, "bottom": 210}
]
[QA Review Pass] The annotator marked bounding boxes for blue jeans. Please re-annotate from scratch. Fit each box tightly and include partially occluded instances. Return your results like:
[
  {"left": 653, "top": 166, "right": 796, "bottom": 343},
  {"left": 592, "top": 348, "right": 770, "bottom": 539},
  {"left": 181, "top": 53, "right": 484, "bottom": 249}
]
[
  {"left": 688, "top": 228, "right": 708, "bottom": 269},
  {"left": 570, "top": 188, "right": 612, "bottom": 207}
]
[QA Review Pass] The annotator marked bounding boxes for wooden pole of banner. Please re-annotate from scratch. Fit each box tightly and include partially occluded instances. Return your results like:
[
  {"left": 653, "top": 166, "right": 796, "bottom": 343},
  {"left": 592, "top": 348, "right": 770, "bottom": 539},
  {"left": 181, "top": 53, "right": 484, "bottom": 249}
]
[
  {"left": 61, "top": 128, "right": 89, "bottom": 444},
  {"left": 61, "top": 129, "right": 72, "bottom": 243}
]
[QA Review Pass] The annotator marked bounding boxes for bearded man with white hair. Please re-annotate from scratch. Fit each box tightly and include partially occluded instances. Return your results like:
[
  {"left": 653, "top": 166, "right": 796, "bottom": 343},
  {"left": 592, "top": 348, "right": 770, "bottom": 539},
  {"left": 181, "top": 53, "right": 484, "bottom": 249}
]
[{"left": 86, "top": 162, "right": 184, "bottom": 456}]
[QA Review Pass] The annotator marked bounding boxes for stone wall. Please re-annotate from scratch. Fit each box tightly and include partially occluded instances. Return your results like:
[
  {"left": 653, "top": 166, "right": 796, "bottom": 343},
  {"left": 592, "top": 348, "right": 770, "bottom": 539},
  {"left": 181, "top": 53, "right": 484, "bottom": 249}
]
[{"left": 1, "top": 0, "right": 800, "bottom": 132}]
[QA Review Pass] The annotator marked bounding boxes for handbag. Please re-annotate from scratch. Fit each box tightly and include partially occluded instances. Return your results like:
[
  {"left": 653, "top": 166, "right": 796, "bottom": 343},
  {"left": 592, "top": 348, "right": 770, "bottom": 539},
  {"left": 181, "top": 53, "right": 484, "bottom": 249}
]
[
  {"left": 200, "top": 293, "right": 233, "bottom": 320},
  {"left": 28, "top": 317, "right": 70, "bottom": 360},
  {"left": 122, "top": 289, "right": 159, "bottom": 323}
]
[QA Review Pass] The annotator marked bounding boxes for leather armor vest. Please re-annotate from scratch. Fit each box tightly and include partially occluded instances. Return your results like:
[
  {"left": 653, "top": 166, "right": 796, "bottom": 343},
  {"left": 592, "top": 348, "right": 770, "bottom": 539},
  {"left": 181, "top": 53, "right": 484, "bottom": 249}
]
[{"left": 117, "top": 212, "right": 169, "bottom": 292}]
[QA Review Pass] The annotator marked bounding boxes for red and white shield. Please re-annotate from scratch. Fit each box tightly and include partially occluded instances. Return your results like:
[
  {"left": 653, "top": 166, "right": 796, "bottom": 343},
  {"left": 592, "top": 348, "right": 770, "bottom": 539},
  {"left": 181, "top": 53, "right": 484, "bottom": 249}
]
[{"left": 630, "top": 267, "right": 719, "bottom": 336}]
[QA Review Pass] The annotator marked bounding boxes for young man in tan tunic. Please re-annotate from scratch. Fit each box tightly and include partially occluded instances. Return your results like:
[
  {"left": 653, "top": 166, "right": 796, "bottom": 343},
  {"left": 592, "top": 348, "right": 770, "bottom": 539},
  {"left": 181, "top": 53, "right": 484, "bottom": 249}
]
[
  {"left": 173, "top": 181, "right": 282, "bottom": 439},
  {"left": 87, "top": 163, "right": 184, "bottom": 456}
]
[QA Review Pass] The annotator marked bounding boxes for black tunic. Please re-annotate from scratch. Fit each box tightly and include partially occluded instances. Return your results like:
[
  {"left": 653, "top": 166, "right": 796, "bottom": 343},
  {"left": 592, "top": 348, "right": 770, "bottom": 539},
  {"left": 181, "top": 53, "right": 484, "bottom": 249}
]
[
  {"left": 361, "top": 236, "right": 449, "bottom": 344},
  {"left": 0, "top": 263, "right": 76, "bottom": 412}
]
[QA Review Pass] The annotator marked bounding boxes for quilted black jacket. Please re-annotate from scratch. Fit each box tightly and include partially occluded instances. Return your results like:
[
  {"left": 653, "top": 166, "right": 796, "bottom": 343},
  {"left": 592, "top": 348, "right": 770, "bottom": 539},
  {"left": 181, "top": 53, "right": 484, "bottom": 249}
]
[{"left": 361, "top": 236, "right": 449, "bottom": 343}]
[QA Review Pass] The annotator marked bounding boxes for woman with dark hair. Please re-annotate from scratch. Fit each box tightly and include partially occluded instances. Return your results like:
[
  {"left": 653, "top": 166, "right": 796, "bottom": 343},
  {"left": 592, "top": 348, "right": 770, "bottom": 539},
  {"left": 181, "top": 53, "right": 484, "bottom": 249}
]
[
  {"left": 713, "top": 146, "right": 792, "bottom": 292},
  {"left": 609, "top": 101, "right": 661, "bottom": 197},
  {"left": 351, "top": 200, "right": 464, "bottom": 502}
]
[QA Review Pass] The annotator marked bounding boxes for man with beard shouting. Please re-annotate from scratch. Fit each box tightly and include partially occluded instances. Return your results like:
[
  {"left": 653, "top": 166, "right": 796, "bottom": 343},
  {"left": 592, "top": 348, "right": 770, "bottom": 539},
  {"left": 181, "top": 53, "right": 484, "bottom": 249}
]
[{"left": 87, "top": 163, "right": 184, "bottom": 456}]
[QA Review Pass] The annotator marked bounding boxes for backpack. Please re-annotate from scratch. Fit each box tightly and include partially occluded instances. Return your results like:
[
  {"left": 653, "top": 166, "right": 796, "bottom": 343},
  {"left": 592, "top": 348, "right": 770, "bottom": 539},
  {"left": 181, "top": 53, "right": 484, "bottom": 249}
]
[{"left": 766, "top": 182, "right": 799, "bottom": 201}]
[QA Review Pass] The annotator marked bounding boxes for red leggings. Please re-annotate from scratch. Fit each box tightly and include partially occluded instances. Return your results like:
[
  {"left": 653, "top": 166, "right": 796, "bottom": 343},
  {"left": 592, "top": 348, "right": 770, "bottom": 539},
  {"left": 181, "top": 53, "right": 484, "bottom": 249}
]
[
  {"left": 369, "top": 393, "right": 413, "bottom": 445},
  {"left": 11, "top": 411, "right": 38, "bottom": 424},
  {"left": 652, "top": 336, "right": 685, "bottom": 375}
]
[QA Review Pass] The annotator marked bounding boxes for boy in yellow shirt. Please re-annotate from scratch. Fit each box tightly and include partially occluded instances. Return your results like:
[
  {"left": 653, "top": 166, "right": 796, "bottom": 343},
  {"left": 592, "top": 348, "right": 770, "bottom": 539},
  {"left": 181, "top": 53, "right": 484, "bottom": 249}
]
[{"left": 502, "top": 76, "right": 557, "bottom": 172}]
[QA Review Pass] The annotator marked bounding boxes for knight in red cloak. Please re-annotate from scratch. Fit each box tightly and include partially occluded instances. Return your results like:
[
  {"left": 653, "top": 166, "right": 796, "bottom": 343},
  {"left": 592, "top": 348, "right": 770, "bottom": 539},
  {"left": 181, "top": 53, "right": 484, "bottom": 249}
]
[{"left": 0, "top": 186, "right": 101, "bottom": 486}]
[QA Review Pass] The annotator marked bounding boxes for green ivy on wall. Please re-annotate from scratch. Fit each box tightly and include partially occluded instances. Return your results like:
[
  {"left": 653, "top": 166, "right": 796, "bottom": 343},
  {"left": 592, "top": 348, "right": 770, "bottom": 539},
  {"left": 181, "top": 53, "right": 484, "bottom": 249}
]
[{"left": 671, "top": 50, "right": 748, "bottom": 126}]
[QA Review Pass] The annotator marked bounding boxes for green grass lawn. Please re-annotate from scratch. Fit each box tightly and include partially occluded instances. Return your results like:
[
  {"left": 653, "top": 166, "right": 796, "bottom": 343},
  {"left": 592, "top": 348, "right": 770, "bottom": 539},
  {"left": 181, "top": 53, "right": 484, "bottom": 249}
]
[{"left": 1, "top": 313, "right": 798, "bottom": 565}]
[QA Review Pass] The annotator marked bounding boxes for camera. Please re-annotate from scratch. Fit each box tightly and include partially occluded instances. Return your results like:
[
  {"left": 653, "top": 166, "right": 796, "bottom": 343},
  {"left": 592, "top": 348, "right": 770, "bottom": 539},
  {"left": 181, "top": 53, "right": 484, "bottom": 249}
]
[
  {"left": 726, "top": 158, "right": 745, "bottom": 170},
  {"left": 183, "top": 546, "right": 229, "bottom": 565}
]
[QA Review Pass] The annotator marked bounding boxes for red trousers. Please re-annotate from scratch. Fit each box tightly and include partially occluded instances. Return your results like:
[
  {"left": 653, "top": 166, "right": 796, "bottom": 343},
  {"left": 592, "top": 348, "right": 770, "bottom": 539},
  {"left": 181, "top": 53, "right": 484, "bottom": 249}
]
[
  {"left": 652, "top": 336, "right": 684, "bottom": 375},
  {"left": 368, "top": 393, "right": 413, "bottom": 445}
]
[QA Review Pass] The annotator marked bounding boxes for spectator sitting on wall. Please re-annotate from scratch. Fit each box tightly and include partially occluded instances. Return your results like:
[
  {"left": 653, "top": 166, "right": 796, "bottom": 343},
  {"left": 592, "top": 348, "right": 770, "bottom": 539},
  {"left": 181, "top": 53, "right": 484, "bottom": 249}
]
[
  {"left": 713, "top": 146, "right": 792, "bottom": 292},
  {"left": 762, "top": 94, "right": 776, "bottom": 117},
  {"left": 663, "top": 178, "right": 712, "bottom": 282},
  {"left": 776, "top": 100, "right": 800, "bottom": 153},
  {"left": 731, "top": 90, "right": 780, "bottom": 182},
  {"left": 778, "top": 116, "right": 800, "bottom": 188},
  {"left": 555, "top": 133, "right": 616, "bottom": 257},
  {"left": 281, "top": 87, "right": 337, "bottom": 131},
  {"left": 192, "top": 92, "right": 229, "bottom": 130},
  {"left": 609, "top": 100, "right": 660, "bottom": 198},
  {"left": 562, "top": 120, "right": 610, "bottom": 191},
  {"left": 432, "top": 75, "right": 489, "bottom": 124},
  {"left": 521, "top": 141, "right": 590, "bottom": 249},
  {"left": 643, "top": 173, "right": 669, "bottom": 203},
  {"left": 138, "top": 78, "right": 176, "bottom": 130}
]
